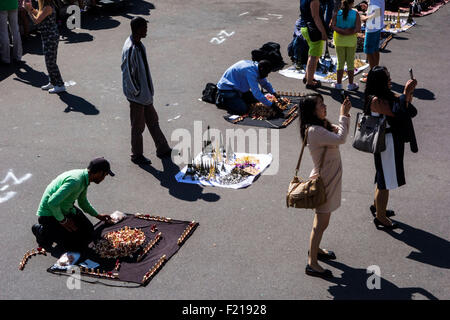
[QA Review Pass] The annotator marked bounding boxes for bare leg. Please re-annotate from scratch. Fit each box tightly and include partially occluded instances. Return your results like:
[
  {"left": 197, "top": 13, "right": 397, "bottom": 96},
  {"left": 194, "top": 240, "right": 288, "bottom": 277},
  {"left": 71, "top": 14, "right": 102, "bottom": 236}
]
[
  {"left": 347, "top": 69, "right": 354, "bottom": 84},
  {"left": 308, "top": 212, "right": 331, "bottom": 272},
  {"left": 336, "top": 69, "right": 344, "bottom": 85},
  {"left": 306, "top": 55, "right": 319, "bottom": 85},
  {"left": 375, "top": 187, "right": 393, "bottom": 225},
  {"left": 373, "top": 51, "right": 380, "bottom": 67},
  {"left": 367, "top": 51, "right": 380, "bottom": 70}
]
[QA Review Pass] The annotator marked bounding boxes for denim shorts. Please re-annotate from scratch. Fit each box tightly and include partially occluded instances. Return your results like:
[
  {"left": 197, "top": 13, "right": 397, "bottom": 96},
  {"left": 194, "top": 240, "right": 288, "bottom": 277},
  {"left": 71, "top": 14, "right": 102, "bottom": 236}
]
[{"left": 364, "top": 30, "right": 381, "bottom": 54}]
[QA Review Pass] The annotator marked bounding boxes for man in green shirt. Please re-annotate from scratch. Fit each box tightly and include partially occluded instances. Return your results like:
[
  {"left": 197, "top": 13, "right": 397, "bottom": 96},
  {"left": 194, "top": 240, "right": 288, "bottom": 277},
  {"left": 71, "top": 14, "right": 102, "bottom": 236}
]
[{"left": 32, "top": 158, "right": 114, "bottom": 251}]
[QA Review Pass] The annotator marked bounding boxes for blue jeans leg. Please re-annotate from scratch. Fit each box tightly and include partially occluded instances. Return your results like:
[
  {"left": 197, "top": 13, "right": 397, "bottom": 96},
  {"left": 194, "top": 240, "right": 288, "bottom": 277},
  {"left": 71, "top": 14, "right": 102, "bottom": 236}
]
[{"left": 218, "top": 90, "right": 249, "bottom": 115}]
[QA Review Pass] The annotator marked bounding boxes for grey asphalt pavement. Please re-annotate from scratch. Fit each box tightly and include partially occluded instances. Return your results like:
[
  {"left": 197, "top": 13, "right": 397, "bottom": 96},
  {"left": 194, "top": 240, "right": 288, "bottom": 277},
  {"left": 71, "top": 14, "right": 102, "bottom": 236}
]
[{"left": 0, "top": 0, "right": 449, "bottom": 300}]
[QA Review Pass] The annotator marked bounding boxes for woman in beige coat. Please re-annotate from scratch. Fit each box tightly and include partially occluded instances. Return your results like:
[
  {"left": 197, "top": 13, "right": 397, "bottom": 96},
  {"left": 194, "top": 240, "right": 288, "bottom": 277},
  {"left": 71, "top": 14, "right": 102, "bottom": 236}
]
[{"left": 299, "top": 93, "right": 351, "bottom": 278}]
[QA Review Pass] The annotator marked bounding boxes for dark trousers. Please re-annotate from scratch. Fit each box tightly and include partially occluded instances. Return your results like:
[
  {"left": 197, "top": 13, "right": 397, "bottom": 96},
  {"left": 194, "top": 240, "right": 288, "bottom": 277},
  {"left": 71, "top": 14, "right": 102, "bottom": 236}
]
[
  {"left": 129, "top": 101, "right": 170, "bottom": 158},
  {"left": 38, "top": 207, "right": 94, "bottom": 251},
  {"left": 216, "top": 90, "right": 258, "bottom": 115},
  {"left": 42, "top": 35, "right": 64, "bottom": 87}
]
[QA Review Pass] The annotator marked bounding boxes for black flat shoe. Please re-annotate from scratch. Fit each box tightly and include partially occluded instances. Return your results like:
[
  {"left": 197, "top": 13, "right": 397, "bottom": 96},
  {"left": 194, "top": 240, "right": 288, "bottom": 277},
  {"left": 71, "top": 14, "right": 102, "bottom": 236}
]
[
  {"left": 305, "top": 265, "right": 333, "bottom": 279},
  {"left": 370, "top": 205, "right": 395, "bottom": 217},
  {"left": 308, "top": 250, "right": 336, "bottom": 261},
  {"left": 373, "top": 218, "right": 398, "bottom": 230},
  {"left": 302, "top": 77, "right": 307, "bottom": 84}
]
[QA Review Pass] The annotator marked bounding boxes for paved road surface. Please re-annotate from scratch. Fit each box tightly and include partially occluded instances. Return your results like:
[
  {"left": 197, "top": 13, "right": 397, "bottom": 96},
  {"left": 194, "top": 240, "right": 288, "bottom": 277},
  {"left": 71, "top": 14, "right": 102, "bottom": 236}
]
[{"left": 0, "top": 0, "right": 448, "bottom": 300}]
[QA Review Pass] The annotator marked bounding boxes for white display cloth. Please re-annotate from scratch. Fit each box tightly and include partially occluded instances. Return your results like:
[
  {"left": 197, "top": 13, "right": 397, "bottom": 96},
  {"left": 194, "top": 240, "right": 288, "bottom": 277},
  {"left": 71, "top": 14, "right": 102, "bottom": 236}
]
[
  {"left": 175, "top": 153, "right": 273, "bottom": 189},
  {"left": 278, "top": 57, "right": 369, "bottom": 83}
]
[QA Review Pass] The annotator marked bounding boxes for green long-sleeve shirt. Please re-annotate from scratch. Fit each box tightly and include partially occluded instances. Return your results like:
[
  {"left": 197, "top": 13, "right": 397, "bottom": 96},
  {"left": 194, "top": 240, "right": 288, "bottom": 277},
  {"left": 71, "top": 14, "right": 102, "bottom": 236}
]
[{"left": 36, "top": 169, "right": 99, "bottom": 221}]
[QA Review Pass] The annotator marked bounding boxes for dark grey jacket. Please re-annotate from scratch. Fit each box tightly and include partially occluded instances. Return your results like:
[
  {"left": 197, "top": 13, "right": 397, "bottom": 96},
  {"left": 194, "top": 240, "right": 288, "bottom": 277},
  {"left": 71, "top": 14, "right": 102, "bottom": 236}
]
[{"left": 121, "top": 36, "right": 154, "bottom": 105}]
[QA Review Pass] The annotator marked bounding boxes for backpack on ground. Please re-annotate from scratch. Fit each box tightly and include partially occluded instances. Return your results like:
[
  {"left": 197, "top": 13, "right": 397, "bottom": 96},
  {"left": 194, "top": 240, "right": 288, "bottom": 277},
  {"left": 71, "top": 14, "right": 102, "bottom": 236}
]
[{"left": 201, "top": 83, "right": 218, "bottom": 104}]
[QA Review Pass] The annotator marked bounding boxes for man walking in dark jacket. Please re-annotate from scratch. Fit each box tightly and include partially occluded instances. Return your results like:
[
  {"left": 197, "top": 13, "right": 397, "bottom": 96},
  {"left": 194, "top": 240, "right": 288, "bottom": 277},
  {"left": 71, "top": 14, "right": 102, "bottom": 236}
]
[{"left": 121, "top": 17, "right": 172, "bottom": 165}]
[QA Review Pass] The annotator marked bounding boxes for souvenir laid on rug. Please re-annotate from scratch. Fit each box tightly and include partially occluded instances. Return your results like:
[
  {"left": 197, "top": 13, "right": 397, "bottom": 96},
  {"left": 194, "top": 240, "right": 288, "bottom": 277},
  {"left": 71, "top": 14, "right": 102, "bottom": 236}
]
[
  {"left": 279, "top": 58, "right": 369, "bottom": 83},
  {"left": 40, "top": 213, "right": 199, "bottom": 286},
  {"left": 381, "top": 11, "right": 416, "bottom": 34},
  {"left": 400, "top": 0, "right": 449, "bottom": 17},
  {"left": 175, "top": 132, "right": 272, "bottom": 189},
  {"left": 224, "top": 92, "right": 300, "bottom": 128}
]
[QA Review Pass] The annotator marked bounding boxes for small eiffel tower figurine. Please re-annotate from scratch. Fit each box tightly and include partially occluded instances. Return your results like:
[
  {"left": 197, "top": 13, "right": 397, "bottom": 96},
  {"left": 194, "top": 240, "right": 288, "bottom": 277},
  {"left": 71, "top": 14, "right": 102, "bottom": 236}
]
[
  {"left": 407, "top": 5, "right": 414, "bottom": 24},
  {"left": 395, "top": 10, "right": 401, "bottom": 29}
]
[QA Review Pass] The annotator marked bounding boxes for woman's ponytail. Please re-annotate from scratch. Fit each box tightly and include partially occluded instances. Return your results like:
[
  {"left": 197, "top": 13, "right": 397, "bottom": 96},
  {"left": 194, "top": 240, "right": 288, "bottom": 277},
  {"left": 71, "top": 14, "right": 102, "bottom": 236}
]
[{"left": 342, "top": 0, "right": 354, "bottom": 20}]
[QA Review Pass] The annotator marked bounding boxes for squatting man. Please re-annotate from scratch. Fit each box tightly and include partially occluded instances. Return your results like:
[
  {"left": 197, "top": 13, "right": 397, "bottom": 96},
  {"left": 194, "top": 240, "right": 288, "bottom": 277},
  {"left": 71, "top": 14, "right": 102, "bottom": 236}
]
[
  {"left": 216, "top": 59, "right": 285, "bottom": 116},
  {"left": 31, "top": 158, "right": 115, "bottom": 252}
]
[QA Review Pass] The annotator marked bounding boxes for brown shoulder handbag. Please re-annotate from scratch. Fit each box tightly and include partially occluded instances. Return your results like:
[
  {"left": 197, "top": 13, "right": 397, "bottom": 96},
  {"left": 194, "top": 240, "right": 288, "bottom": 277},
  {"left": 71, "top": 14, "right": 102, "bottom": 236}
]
[{"left": 286, "top": 127, "right": 327, "bottom": 209}]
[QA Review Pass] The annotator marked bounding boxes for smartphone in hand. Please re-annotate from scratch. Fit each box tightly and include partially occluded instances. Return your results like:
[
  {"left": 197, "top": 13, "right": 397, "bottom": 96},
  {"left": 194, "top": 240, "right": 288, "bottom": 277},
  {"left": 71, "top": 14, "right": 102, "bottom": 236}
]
[
  {"left": 409, "top": 68, "right": 414, "bottom": 80},
  {"left": 340, "top": 89, "right": 348, "bottom": 101}
]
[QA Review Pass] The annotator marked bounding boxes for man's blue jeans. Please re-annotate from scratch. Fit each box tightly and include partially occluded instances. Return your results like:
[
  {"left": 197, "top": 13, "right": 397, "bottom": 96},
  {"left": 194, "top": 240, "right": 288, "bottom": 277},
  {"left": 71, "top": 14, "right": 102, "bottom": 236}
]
[
  {"left": 216, "top": 90, "right": 258, "bottom": 115},
  {"left": 321, "top": 0, "right": 334, "bottom": 33}
]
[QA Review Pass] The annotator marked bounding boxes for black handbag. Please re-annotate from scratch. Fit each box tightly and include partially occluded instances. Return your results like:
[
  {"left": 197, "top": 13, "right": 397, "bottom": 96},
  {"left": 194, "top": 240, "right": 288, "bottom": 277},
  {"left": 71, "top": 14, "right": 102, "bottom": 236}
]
[
  {"left": 306, "top": 21, "right": 322, "bottom": 42},
  {"left": 352, "top": 112, "right": 386, "bottom": 154},
  {"left": 201, "top": 83, "right": 218, "bottom": 104}
]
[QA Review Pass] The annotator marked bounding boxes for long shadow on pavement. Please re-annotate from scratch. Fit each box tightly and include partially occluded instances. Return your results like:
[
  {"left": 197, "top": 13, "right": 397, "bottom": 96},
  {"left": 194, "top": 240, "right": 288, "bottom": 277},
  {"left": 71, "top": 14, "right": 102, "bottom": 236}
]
[
  {"left": 380, "top": 221, "right": 450, "bottom": 269},
  {"left": 112, "top": 0, "right": 155, "bottom": 19},
  {"left": 58, "top": 92, "right": 100, "bottom": 115},
  {"left": 137, "top": 157, "right": 220, "bottom": 202},
  {"left": 391, "top": 81, "right": 436, "bottom": 100},
  {"left": 314, "top": 86, "right": 366, "bottom": 111},
  {"left": 12, "top": 62, "right": 48, "bottom": 88},
  {"left": 321, "top": 260, "right": 439, "bottom": 300}
]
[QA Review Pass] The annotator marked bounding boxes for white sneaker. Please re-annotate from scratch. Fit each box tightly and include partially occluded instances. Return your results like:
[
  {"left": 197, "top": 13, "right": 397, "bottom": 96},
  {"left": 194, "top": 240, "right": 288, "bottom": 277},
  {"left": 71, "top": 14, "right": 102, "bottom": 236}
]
[
  {"left": 331, "top": 83, "right": 343, "bottom": 90},
  {"left": 41, "top": 83, "right": 54, "bottom": 90},
  {"left": 347, "top": 83, "right": 359, "bottom": 91},
  {"left": 48, "top": 85, "right": 66, "bottom": 94}
]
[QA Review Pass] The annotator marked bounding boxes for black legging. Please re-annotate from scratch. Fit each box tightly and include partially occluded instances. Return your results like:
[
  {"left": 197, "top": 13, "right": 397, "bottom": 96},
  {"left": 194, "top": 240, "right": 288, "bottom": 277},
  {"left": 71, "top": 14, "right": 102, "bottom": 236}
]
[{"left": 38, "top": 207, "right": 95, "bottom": 251}]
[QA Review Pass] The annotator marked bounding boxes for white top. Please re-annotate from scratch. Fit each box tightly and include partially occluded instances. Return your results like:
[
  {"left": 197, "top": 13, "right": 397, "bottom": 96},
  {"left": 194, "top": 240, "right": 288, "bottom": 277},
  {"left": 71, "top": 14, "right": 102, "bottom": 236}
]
[{"left": 366, "top": 0, "right": 385, "bottom": 32}]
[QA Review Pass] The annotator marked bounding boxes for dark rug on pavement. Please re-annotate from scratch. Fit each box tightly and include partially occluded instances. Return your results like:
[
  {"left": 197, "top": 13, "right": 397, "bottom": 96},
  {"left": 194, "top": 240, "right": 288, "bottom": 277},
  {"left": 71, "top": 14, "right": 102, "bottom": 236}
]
[
  {"left": 223, "top": 93, "right": 300, "bottom": 129},
  {"left": 47, "top": 214, "right": 199, "bottom": 286}
]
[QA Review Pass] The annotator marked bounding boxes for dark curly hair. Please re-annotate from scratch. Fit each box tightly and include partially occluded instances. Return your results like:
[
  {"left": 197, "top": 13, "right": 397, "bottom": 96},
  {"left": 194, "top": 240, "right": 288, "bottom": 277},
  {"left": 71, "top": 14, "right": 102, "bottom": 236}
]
[{"left": 299, "top": 93, "right": 334, "bottom": 140}]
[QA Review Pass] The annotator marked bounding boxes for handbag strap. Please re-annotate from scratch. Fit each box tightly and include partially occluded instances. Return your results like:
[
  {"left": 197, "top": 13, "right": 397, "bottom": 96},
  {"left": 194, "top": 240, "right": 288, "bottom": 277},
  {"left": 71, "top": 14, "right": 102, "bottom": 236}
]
[{"left": 295, "top": 126, "right": 327, "bottom": 176}]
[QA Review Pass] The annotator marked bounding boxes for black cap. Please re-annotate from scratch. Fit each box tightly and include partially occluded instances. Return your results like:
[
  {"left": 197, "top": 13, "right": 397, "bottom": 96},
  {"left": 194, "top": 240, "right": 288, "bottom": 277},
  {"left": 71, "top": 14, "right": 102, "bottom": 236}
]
[{"left": 88, "top": 158, "right": 115, "bottom": 176}]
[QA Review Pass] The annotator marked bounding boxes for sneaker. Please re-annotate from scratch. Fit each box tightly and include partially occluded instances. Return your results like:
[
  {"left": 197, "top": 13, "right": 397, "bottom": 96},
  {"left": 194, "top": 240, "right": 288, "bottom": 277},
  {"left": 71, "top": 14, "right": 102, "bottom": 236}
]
[
  {"left": 347, "top": 83, "right": 359, "bottom": 91},
  {"left": 48, "top": 85, "right": 66, "bottom": 93},
  {"left": 331, "top": 83, "right": 343, "bottom": 90},
  {"left": 41, "top": 83, "right": 54, "bottom": 90},
  {"left": 131, "top": 155, "right": 152, "bottom": 165}
]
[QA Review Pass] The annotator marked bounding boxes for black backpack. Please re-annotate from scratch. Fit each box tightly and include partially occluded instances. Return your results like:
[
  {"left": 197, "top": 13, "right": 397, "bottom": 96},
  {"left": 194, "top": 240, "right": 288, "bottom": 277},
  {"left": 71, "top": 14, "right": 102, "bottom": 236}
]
[
  {"left": 287, "top": 33, "right": 309, "bottom": 66},
  {"left": 251, "top": 42, "right": 286, "bottom": 72},
  {"left": 201, "top": 83, "right": 218, "bottom": 104}
]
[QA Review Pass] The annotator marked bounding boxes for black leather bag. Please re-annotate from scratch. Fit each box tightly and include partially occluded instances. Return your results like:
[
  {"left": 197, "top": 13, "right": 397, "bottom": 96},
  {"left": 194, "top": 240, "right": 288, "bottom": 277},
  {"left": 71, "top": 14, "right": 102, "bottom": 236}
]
[
  {"left": 352, "top": 112, "right": 386, "bottom": 154},
  {"left": 201, "top": 83, "right": 218, "bottom": 104}
]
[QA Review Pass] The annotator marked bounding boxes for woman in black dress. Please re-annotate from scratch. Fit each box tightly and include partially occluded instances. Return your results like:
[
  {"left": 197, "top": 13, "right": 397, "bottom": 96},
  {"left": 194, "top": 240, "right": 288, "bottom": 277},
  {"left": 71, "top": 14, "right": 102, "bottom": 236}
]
[{"left": 364, "top": 66, "right": 417, "bottom": 229}]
